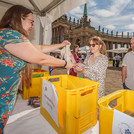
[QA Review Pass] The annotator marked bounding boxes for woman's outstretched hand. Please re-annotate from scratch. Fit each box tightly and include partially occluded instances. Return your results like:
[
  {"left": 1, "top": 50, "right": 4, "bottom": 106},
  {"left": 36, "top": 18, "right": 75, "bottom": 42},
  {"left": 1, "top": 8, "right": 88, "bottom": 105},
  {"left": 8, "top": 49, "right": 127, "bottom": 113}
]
[
  {"left": 65, "top": 61, "right": 76, "bottom": 69},
  {"left": 61, "top": 40, "right": 71, "bottom": 47}
]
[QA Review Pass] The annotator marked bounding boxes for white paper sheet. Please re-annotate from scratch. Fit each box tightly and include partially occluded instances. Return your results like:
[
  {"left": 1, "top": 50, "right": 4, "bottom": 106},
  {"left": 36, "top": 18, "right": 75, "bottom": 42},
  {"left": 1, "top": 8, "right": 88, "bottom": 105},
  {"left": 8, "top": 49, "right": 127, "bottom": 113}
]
[
  {"left": 112, "top": 109, "right": 134, "bottom": 134},
  {"left": 42, "top": 79, "right": 59, "bottom": 127}
]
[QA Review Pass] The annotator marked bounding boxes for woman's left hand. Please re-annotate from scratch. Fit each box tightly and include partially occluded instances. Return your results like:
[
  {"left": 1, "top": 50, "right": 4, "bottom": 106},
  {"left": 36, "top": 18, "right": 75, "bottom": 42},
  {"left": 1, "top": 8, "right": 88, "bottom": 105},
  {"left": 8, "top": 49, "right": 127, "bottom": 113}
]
[{"left": 74, "top": 65, "right": 85, "bottom": 73}]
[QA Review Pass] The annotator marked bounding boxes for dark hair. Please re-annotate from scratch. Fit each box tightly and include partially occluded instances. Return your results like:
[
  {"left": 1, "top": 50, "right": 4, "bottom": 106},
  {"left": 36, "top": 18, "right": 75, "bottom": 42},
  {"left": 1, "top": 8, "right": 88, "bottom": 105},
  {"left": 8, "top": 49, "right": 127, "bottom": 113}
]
[
  {"left": 89, "top": 36, "right": 107, "bottom": 56},
  {"left": 73, "top": 44, "right": 79, "bottom": 52},
  {"left": 0, "top": 5, "right": 33, "bottom": 36},
  {"left": 0, "top": 5, "right": 33, "bottom": 88}
]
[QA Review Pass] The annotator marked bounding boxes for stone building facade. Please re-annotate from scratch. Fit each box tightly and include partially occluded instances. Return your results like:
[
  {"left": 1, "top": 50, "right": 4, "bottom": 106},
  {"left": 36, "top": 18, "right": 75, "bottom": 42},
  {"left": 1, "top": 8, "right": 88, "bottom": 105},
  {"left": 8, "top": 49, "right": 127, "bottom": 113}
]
[{"left": 52, "top": 4, "right": 133, "bottom": 57}]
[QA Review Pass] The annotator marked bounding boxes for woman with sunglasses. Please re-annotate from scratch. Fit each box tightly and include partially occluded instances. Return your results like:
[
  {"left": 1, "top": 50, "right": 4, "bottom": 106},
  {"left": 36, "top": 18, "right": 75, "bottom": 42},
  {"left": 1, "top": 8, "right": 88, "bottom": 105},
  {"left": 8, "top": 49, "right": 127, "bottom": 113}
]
[
  {"left": 0, "top": 5, "right": 75, "bottom": 132},
  {"left": 75, "top": 36, "right": 108, "bottom": 99}
]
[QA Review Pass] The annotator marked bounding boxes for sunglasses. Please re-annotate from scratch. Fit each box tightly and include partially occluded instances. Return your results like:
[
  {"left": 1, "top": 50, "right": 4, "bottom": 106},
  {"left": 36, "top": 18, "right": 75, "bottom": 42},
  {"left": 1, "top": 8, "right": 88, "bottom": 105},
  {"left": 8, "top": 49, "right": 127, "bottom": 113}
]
[{"left": 89, "top": 43, "right": 97, "bottom": 47}]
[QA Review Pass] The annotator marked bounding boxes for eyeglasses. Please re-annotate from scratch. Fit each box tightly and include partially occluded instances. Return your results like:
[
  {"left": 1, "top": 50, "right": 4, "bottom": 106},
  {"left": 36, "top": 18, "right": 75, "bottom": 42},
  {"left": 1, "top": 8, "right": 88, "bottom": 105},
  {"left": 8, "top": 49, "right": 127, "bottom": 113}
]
[
  {"left": 89, "top": 43, "right": 96, "bottom": 47},
  {"left": 22, "top": 17, "right": 34, "bottom": 26},
  {"left": 27, "top": 18, "right": 34, "bottom": 26}
]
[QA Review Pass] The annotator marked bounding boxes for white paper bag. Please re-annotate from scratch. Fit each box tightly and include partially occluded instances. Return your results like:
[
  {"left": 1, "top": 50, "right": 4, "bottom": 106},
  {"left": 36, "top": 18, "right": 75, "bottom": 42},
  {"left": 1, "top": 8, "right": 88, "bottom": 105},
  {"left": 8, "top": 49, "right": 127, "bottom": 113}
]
[
  {"left": 112, "top": 109, "right": 134, "bottom": 134},
  {"left": 42, "top": 79, "right": 59, "bottom": 127}
]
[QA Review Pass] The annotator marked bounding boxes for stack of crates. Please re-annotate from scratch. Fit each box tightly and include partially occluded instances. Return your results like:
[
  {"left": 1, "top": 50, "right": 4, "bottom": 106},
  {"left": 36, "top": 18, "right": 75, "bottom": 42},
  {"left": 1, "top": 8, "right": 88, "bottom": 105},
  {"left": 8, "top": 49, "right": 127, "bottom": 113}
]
[
  {"left": 98, "top": 90, "right": 134, "bottom": 134},
  {"left": 22, "top": 68, "right": 49, "bottom": 99},
  {"left": 40, "top": 74, "right": 99, "bottom": 134}
]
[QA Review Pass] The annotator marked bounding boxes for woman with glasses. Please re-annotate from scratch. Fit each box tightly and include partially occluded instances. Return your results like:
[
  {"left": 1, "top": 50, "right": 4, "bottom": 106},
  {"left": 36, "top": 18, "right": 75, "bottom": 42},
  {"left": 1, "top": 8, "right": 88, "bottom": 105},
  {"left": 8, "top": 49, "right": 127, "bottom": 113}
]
[
  {"left": 75, "top": 36, "right": 108, "bottom": 99},
  {"left": 0, "top": 5, "right": 75, "bottom": 132}
]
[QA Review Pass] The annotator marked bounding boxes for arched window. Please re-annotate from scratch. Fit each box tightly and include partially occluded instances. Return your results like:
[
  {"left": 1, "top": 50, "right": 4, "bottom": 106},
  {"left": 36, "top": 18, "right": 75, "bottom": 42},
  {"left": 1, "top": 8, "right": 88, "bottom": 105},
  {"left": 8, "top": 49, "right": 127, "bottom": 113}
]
[
  {"left": 113, "top": 44, "right": 115, "bottom": 49},
  {"left": 117, "top": 44, "right": 121, "bottom": 48},
  {"left": 124, "top": 44, "right": 127, "bottom": 48}
]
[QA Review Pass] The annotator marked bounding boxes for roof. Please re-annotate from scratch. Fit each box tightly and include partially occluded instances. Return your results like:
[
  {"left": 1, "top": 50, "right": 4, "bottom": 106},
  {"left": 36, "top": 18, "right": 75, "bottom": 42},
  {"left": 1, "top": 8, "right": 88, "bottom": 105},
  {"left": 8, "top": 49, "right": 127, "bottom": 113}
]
[
  {"left": 0, "top": 0, "right": 91, "bottom": 22},
  {"left": 107, "top": 47, "right": 128, "bottom": 53}
]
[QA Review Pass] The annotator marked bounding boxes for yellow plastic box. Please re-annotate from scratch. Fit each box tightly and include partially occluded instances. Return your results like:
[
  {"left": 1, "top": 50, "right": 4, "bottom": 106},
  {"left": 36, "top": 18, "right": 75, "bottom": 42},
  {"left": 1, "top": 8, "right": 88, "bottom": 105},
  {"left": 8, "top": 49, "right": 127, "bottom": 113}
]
[
  {"left": 22, "top": 68, "right": 49, "bottom": 99},
  {"left": 40, "top": 75, "right": 99, "bottom": 134},
  {"left": 98, "top": 90, "right": 134, "bottom": 134}
]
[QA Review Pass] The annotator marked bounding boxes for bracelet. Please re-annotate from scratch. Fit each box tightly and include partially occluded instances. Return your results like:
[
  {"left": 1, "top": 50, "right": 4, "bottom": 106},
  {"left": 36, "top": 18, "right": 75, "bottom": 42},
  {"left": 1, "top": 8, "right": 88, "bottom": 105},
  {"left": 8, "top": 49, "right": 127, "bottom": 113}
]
[{"left": 63, "top": 60, "right": 67, "bottom": 68}]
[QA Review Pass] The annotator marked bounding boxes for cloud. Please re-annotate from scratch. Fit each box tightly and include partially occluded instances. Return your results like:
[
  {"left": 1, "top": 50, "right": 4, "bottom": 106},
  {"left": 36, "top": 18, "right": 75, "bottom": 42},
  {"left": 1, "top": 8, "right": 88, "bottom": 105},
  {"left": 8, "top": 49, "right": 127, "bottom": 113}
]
[
  {"left": 91, "top": 14, "right": 134, "bottom": 29},
  {"left": 93, "top": 9, "right": 115, "bottom": 17},
  {"left": 124, "top": 24, "right": 134, "bottom": 30},
  {"left": 88, "top": 0, "right": 97, "bottom": 7},
  {"left": 67, "top": 0, "right": 134, "bottom": 35},
  {"left": 128, "top": 1, "right": 134, "bottom": 9},
  {"left": 109, "top": 0, "right": 131, "bottom": 15},
  {"left": 105, "top": 25, "right": 116, "bottom": 30},
  {"left": 87, "top": 15, "right": 101, "bottom": 28},
  {"left": 132, "top": 17, "right": 134, "bottom": 20},
  {"left": 68, "top": 6, "right": 83, "bottom": 16},
  {"left": 102, "top": 14, "right": 133, "bottom": 27}
]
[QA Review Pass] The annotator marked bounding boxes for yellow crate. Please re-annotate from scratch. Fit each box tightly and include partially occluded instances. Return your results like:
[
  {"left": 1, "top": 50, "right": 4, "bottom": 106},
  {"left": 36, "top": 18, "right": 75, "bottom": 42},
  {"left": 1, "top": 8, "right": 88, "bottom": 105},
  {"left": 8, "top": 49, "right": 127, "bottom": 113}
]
[
  {"left": 40, "top": 75, "right": 99, "bottom": 134},
  {"left": 98, "top": 90, "right": 134, "bottom": 134},
  {"left": 22, "top": 68, "right": 49, "bottom": 100}
]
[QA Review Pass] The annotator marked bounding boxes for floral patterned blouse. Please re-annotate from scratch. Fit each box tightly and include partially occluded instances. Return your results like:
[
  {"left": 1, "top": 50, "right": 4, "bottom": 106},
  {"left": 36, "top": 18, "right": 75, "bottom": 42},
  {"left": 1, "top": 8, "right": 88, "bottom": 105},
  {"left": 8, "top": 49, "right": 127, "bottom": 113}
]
[
  {"left": 83, "top": 54, "right": 108, "bottom": 99},
  {"left": 0, "top": 29, "right": 28, "bottom": 133}
]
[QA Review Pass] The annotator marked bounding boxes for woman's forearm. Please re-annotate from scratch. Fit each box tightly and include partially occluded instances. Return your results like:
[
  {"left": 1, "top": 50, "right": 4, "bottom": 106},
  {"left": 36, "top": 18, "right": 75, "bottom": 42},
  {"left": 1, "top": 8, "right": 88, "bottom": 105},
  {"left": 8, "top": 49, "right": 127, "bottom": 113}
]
[
  {"left": 34, "top": 43, "right": 64, "bottom": 53},
  {"left": 33, "top": 40, "right": 69, "bottom": 53},
  {"left": 5, "top": 41, "right": 73, "bottom": 68},
  {"left": 33, "top": 53, "right": 74, "bottom": 69},
  {"left": 36, "top": 54, "right": 66, "bottom": 67},
  {"left": 122, "top": 66, "right": 127, "bottom": 83}
]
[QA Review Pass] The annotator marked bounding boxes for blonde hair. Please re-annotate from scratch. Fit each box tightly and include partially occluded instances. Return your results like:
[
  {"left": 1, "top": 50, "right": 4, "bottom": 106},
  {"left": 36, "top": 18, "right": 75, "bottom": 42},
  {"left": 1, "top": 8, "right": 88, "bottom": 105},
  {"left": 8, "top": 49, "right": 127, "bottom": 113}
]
[
  {"left": 127, "top": 48, "right": 132, "bottom": 53},
  {"left": 89, "top": 36, "right": 107, "bottom": 56}
]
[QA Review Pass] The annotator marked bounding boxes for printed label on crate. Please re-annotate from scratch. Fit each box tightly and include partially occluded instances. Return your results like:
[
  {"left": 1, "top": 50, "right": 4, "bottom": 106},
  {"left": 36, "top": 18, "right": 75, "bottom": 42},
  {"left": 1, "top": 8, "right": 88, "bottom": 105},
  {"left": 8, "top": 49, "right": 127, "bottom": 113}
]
[
  {"left": 42, "top": 79, "right": 59, "bottom": 127},
  {"left": 112, "top": 109, "right": 134, "bottom": 134}
]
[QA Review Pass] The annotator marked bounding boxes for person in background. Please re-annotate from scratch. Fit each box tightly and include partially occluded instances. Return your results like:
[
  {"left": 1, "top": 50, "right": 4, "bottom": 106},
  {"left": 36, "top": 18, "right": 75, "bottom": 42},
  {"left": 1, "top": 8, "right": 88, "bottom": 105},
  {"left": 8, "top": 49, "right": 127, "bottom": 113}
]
[
  {"left": 81, "top": 54, "right": 85, "bottom": 62},
  {"left": 75, "top": 36, "right": 108, "bottom": 99},
  {"left": 55, "top": 53, "right": 60, "bottom": 59},
  {"left": 87, "top": 51, "right": 92, "bottom": 56},
  {"left": 112, "top": 56, "right": 116, "bottom": 67},
  {"left": 0, "top": 5, "right": 75, "bottom": 133},
  {"left": 115, "top": 54, "right": 121, "bottom": 67},
  {"left": 122, "top": 37, "right": 134, "bottom": 90},
  {"left": 69, "top": 45, "right": 81, "bottom": 76}
]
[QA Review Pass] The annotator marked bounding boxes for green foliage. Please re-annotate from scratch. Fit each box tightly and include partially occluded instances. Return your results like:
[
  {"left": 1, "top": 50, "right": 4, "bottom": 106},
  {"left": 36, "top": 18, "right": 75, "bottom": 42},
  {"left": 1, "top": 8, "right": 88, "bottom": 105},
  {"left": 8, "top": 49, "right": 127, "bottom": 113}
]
[{"left": 108, "top": 60, "right": 122, "bottom": 65}]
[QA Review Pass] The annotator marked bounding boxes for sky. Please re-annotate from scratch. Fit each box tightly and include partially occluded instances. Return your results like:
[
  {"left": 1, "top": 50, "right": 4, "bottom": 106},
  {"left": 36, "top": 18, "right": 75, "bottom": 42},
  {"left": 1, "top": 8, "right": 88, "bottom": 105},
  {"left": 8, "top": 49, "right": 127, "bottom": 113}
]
[{"left": 67, "top": 0, "right": 134, "bottom": 36}]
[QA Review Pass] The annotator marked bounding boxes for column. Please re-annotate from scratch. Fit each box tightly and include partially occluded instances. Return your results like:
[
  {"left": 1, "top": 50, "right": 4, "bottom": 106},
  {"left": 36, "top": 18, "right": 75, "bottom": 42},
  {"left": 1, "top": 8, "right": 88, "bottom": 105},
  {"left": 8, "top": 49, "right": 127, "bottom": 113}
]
[
  {"left": 59, "top": 26, "right": 61, "bottom": 43},
  {"left": 109, "top": 41, "right": 113, "bottom": 49},
  {"left": 121, "top": 42, "right": 124, "bottom": 48},
  {"left": 56, "top": 27, "right": 58, "bottom": 43},
  {"left": 80, "top": 36, "right": 83, "bottom": 47},
  {"left": 54, "top": 28, "right": 56, "bottom": 43},
  {"left": 115, "top": 43, "right": 118, "bottom": 49},
  {"left": 105, "top": 41, "right": 109, "bottom": 50}
]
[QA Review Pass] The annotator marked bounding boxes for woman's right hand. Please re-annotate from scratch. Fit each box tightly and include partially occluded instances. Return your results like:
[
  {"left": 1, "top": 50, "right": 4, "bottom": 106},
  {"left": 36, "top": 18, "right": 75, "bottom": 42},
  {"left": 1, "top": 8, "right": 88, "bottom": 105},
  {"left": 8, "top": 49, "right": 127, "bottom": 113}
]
[{"left": 65, "top": 61, "right": 76, "bottom": 69}]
